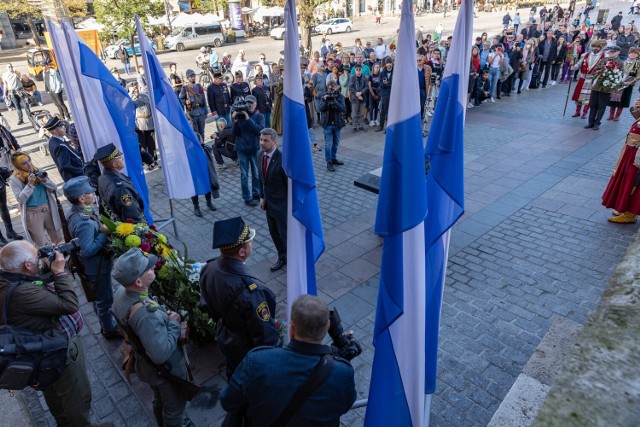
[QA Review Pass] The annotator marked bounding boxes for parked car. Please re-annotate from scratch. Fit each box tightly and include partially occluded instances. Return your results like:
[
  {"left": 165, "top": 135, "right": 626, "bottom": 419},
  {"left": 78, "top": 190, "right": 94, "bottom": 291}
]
[
  {"left": 105, "top": 37, "right": 156, "bottom": 59},
  {"left": 269, "top": 23, "right": 315, "bottom": 40},
  {"left": 164, "top": 23, "right": 225, "bottom": 51},
  {"left": 314, "top": 18, "right": 353, "bottom": 35}
]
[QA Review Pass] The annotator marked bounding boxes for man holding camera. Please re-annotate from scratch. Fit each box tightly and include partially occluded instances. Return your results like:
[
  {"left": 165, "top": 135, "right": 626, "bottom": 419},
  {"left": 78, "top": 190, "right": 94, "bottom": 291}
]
[
  {"left": 232, "top": 95, "right": 265, "bottom": 207},
  {"left": 0, "top": 241, "right": 93, "bottom": 426},
  {"left": 320, "top": 80, "right": 346, "bottom": 172},
  {"left": 179, "top": 69, "right": 208, "bottom": 143},
  {"left": 112, "top": 248, "right": 190, "bottom": 427},
  {"left": 199, "top": 217, "right": 280, "bottom": 377},
  {"left": 63, "top": 176, "right": 120, "bottom": 340},
  {"left": 221, "top": 294, "right": 357, "bottom": 426},
  {"left": 44, "top": 116, "right": 83, "bottom": 183}
]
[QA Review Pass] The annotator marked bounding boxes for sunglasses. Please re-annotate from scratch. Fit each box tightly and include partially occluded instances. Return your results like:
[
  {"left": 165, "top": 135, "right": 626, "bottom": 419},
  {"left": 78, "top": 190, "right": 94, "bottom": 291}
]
[{"left": 259, "top": 57, "right": 265, "bottom": 60}]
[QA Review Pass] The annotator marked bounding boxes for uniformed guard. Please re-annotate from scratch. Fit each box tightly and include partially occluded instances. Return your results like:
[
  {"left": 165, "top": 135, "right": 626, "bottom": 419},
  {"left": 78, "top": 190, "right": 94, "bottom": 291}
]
[
  {"left": 199, "top": 216, "right": 280, "bottom": 378},
  {"left": 179, "top": 69, "right": 208, "bottom": 143},
  {"left": 112, "top": 248, "right": 190, "bottom": 427},
  {"left": 206, "top": 69, "right": 232, "bottom": 125},
  {"left": 44, "top": 116, "right": 84, "bottom": 183},
  {"left": 96, "top": 143, "right": 145, "bottom": 223},
  {"left": 63, "top": 176, "right": 121, "bottom": 340}
]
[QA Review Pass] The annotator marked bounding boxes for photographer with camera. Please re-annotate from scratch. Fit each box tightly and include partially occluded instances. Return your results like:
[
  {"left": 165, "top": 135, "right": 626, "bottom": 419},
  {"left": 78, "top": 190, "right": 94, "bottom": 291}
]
[
  {"left": 8, "top": 152, "right": 62, "bottom": 247},
  {"left": 112, "top": 248, "right": 192, "bottom": 427},
  {"left": 232, "top": 95, "right": 264, "bottom": 206},
  {"left": 62, "top": 176, "right": 121, "bottom": 340},
  {"left": 221, "top": 294, "right": 357, "bottom": 426},
  {"left": 0, "top": 241, "right": 96, "bottom": 426},
  {"left": 321, "top": 80, "right": 346, "bottom": 172}
]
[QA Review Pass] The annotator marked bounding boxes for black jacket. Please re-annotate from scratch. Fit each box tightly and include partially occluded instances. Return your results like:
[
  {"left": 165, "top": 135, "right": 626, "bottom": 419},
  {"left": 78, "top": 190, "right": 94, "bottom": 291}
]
[
  {"left": 537, "top": 38, "right": 558, "bottom": 62},
  {"left": 319, "top": 92, "right": 346, "bottom": 129},
  {"left": 207, "top": 82, "right": 231, "bottom": 117}
]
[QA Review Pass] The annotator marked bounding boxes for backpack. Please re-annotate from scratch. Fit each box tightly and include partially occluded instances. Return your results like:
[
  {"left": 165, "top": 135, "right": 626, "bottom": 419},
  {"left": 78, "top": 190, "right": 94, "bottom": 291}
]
[{"left": 0, "top": 281, "right": 69, "bottom": 390}]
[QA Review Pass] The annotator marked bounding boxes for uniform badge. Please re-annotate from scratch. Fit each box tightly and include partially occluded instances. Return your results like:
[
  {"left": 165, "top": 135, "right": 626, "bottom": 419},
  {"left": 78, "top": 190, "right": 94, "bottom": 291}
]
[
  {"left": 121, "top": 194, "right": 133, "bottom": 206},
  {"left": 256, "top": 301, "right": 271, "bottom": 322},
  {"left": 248, "top": 283, "right": 258, "bottom": 291}
]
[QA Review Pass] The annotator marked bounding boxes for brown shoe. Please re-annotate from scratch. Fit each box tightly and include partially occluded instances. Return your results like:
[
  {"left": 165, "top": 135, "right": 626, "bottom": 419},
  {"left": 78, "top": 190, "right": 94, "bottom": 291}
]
[{"left": 608, "top": 212, "right": 637, "bottom": 224}]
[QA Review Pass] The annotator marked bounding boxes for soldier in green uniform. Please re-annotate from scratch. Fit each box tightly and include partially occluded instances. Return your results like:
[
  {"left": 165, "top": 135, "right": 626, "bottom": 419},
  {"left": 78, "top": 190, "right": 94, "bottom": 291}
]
[
  {"left": 199, "top": 216, "right": 280, "bottom": 378},
  {"left": 111, "top": 248, "right": 189, "bottom": 427},
  {"left": 96, "top": 144, "right": 145, "bottom": 223}
]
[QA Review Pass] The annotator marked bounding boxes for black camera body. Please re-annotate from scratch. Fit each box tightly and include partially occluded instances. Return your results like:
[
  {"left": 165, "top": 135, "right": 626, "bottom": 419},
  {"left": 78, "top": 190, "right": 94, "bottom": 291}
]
[
  {"left": 38, "top": 239, "right": 80, "bottom": 262},
  {"left": 231, "top": 96, "right": 252, "bottom": 117},
  {"left": 328, "top": 308, "right": 362, "bottom": 361},
  {"left": 33, "top": 169, "right": 48, "bottom": 180}
]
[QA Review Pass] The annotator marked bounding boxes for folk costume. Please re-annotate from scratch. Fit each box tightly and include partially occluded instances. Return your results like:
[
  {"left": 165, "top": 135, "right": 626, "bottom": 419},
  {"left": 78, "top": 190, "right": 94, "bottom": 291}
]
[
  {"left": 571, "top": 41, "right": 606, "bottom": 119},
  {"left": 608, "top": 51, "right": 640, "bottom": 121},
  {"left": 602, "top": 100, "right": 640, "bottom": 223}
]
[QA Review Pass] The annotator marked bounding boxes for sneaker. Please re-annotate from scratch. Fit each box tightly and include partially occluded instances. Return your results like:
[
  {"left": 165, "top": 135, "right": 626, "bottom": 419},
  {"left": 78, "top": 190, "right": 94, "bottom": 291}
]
[
  {"left": 550, "top": 80, "right": 557, "bottom": 86},
  {"left": 38, "top": 102, "right": 43, "bottom": 106},
  {"left": 467, "top": 102, "right": 474, "bottom": 108},
  {"left": 427, "top": 111, "right": 433, "bottom": 117},
  {"left": 352, "top": 128, "right": 358, "bottom": 133},
  {"left": 490, "top": 97, "right": 495, "bottom": 103},
  {"left": 358, "top": 127, "right": 365, "bottom": 132},
  {"left": 369, "top": 121, "right": 376, "bottom": 127}
]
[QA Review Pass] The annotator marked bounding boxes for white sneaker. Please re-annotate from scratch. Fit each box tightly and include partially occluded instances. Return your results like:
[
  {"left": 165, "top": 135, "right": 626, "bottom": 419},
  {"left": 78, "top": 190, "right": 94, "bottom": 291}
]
[
  {"left": 370, "top": 120, "right": 376, "bottom": 126},
  {"left": 490, "top": 97, "right": 495, "bottom": 103},
  {"left": 427, "top": 110, "right": 433, "bottom": 117},
  {"left": 38, "top": 102, "right": 43, "bottom": 106},
  {"left": 467, "top": 102, "right": 474, "bottom": 108},
  {"left": 551, "top": 80, "right": 557, "bottom": 86}
]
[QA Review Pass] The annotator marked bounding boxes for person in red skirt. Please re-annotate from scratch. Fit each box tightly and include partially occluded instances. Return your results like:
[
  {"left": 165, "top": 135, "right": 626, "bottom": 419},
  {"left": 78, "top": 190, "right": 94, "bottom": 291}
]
[{"left": 602, "top": 99, "right": 640, "bottom": 223}]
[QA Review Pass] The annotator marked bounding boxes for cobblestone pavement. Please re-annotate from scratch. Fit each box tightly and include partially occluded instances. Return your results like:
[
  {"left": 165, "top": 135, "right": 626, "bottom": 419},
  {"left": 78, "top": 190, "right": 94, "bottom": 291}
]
[{"left": 2, "top": 46, "right": 639, "bottom": 427}]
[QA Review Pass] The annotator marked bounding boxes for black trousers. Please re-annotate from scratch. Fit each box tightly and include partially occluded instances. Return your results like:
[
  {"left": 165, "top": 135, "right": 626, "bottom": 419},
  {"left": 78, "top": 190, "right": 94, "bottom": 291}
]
[
  {"left": 0, "top": 187, "right": 14, "bottom": 235},
  {"left": 540, "top": 61, "right": 552, "bottom": 86},
  {"left": 191, "top": 192, "right": 212, "bottom": 206},
  {"left": 136, "top": 129, "right": 156, "bottom": 161},
  {"left": 266, "top": 211, "right": 287, "bottom": 258},
  {"left": 379, "top": 95, "right": 391, "bottom": 128},
  {"left": 212, "top": 145, "right": 237, "bottom": 165},
  {"left": 588, "top": 90, "right": 611, "bottom": 126},
  {"left": 551, "top": 63, "right": 562, "bottom": 81},
  {"left": 50, "top": 91, "right": 70, "bottom": 119}
]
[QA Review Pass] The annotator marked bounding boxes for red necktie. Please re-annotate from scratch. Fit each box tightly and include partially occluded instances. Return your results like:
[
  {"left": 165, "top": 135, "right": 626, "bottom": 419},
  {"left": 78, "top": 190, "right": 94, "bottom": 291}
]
[{"left": 263, "top": 154, "right": 269, "bottom": 178}]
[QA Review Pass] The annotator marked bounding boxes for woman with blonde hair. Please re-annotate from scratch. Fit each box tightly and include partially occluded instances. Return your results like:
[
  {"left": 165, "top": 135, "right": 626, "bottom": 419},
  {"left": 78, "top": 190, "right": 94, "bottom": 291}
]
[{"left": 9, "top": 152, "right": 62, "bottom": 247}]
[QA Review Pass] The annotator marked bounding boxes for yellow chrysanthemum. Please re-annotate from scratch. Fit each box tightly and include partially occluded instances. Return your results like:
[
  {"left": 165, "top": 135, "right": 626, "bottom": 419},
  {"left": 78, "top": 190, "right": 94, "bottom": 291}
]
[
  {"left": 157, "top": 233, "right": 168, "bottom": 244},
  {"left": 124, "top": 235, "right": 142, "bottom": 248},
  {"left": 115, "top": 223, "right": 135, "bottom": 237},
  {"left": 155, "top": 243, "right": 173, "bottom": 259}
]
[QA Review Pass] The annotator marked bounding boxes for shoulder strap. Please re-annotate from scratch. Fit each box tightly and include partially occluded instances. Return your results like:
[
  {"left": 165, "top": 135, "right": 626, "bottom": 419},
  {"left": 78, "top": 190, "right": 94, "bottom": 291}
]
[
  {"left": 271, "top": 354, "right": 334, "bottom": 426},
  {"left": 125, "top": 301, "right": 145, "bottom": 324},
  {"left": 2, "top": 281, "right": 22, "bottom": 325},
  {"left": 185, "top": 85, "right": 203, "bottom": 104}
]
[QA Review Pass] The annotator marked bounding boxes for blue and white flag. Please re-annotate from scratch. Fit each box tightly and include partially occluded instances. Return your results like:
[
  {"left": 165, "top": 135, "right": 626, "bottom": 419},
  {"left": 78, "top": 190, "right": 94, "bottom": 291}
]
[
  {"left": 47, "top": 20, "right": 153, "bottom": 223},
  {"left": 135, "top": 17, "right": 210, "bottom": 200},
  {"left": 364, "top": 1, "right": 428, "bottom": 426},
  {"left": 281, "top": 0, "right": 325, "bottom": 317},
  {"left": 424, "top": 0, "right": 471, "bottom": 395}
]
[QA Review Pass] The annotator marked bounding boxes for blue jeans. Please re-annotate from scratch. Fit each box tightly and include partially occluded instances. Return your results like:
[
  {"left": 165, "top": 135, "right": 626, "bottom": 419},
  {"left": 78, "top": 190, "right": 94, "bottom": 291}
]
[
  {"left": 88, "top": 272, "right": 116, "bottom": 333},
  {"left": 237, "top": 151, "right": 260, "bottom": 201},
  {"left": 489, "top": 67, "right": 500, "bottom": 97},
  {"left": 323, "top": 125, "right": 341, "bottom": 162},
  {"left": 11, "top": 94, "right": 31, "bottom": 122},
  {"left": 33, "top": 90, "right": 42, "bottom": 104},
  {"left": 419, "top": 88, "right": 427, "bottom": 119},
  {"left": 190, "top": 114, "right": 206, "bottom": 143},
  {"left": 123, "top": 61, "right": 131, "bottom": 74}
]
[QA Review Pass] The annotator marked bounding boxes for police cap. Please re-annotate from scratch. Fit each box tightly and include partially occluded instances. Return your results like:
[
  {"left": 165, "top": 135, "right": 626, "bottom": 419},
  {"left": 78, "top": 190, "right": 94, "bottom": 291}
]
[
  {"left": 95, "top": 143, "right": 123, "bottom": 164},
  {"left": 212, "top": 217, "right": 255, "bottom": 249},
  {"left": 43, "top": 116, "right": 65, "bottom": 131}
]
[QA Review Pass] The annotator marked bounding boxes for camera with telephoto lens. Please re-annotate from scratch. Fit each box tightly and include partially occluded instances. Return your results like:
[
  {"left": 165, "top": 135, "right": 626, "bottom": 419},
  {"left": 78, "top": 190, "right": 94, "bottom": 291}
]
[
  {"left": 33, "top": 169, "right": 48, "bottom": 180},
  {"left": 328, "top": 307, "right": 362, "bottom": 360},
  {"left": 231, "top": 96, "right": 252, "bottom": 117},
  {"left": 38, "top": 239, "right": 80, "bottom": 262}
]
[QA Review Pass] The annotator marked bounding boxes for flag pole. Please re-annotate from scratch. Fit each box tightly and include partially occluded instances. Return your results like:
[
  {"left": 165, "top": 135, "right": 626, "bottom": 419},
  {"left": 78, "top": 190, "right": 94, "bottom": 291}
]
[{"left": 424, "top": 395, "right": 432, "bottom": 427}]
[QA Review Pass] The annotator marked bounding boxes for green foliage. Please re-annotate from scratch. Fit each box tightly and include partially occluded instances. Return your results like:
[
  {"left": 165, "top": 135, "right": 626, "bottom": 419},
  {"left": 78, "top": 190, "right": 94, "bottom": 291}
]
[{"left": 94, "top": 0, "right": 164, "bottom": 41}]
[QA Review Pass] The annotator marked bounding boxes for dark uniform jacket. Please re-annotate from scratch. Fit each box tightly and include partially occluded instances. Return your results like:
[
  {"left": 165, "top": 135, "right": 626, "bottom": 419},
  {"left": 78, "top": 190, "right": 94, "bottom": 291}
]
[
  {"left": 206, "top": 81, "right": 231, "bottom": 117},
  {"left": 230, "top": 82, "right": 251, "bottom": 104},
  {"left": 199, "top": 256, "right": 280, "bottom": 373},
  {"left": 65, "top": 205, "right": 112, "bottom": 277},
  {"left": 251, "top": 85, "right": 272, "bottom": 114},
  {"left": 48, "top": 136, "right": 84, "bottom": 182},
  {"left": 257, "top": 148, "right": 287, "bottom": 220},
  {"left": 0, "top": 272, "right": 79, "bottom": 332},
  {"left": 112, "top": 287, "right": 188, "bottom": 385},
  {"left": 220, "top": 340, "right": 357, "bottom": 426},
  {"left": 98, "top": 168, "right": 145, "bottom": 222}
]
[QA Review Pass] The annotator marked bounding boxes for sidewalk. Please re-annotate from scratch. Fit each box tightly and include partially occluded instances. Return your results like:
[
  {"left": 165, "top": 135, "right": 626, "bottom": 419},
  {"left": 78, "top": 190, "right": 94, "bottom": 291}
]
[{"left": 0, "top": 72, "right": 637, "bottom": 427}]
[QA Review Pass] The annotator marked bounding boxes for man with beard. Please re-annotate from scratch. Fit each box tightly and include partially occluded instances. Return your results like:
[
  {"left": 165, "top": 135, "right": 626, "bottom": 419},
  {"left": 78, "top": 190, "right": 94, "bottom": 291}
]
[{"left": 571, "top": 40, "right": 606, "bottom": 119}]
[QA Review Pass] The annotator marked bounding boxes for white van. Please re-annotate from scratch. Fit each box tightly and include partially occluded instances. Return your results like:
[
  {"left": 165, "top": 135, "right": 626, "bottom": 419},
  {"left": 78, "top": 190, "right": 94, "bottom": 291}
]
[{"left": 164, "top": 23, "right": 224, "bottom": 52}]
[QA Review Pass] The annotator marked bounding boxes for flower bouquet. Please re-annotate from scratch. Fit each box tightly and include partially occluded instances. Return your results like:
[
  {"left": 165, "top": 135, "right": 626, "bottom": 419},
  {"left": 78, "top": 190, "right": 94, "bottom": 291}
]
[
  {"left": 102, "top": 217, "right": 215, "bottom": 344},
  {"left": 595, "top": 61, "right": 624, "bottom": 93}
]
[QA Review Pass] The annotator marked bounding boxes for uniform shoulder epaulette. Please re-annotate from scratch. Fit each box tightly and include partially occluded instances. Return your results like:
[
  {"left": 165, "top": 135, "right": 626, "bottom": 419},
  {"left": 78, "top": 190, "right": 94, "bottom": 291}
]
[{"left": 249, "top": 345, "right": 276, "bottom": 353}]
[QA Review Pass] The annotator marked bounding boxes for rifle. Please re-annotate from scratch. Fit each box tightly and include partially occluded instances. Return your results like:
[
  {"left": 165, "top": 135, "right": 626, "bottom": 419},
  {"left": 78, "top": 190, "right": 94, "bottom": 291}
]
[
  {"left": 113, "top": 305, "right": 201, "bottom": 401},
  {"left": 54, "top": 194, "right": 99, "bottom": 302}
]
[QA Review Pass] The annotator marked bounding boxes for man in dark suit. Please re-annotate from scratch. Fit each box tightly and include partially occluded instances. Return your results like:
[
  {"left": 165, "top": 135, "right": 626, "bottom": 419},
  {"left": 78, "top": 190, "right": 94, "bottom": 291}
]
[
  {"left": 257, "top": 128, "right": 288, "bottom": 271},
  {"left": 537, "top": 31, "right": 557, "bottom": 88}
]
